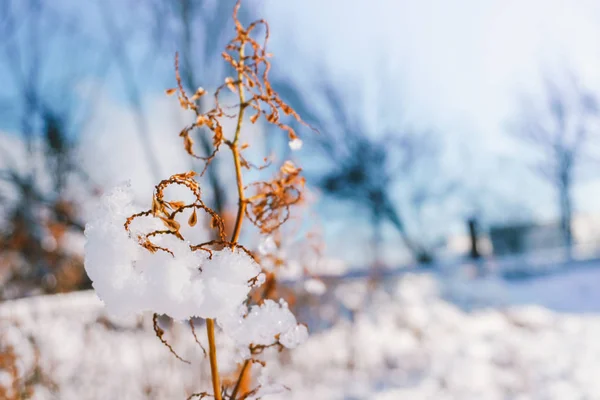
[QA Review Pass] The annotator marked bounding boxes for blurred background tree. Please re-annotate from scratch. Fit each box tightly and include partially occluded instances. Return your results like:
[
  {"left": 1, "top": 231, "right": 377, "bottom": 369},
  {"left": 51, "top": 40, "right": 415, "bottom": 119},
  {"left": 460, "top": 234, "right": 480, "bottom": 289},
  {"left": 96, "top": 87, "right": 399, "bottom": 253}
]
[
  {"left": 273, "top": 73, "right": 459, "bottom": 266},
  {"left": 0, "top": 0, "right": 105, "bottom": 298},
  {"left": 511, "top": 72, "right": 600, "bottom": 257}
]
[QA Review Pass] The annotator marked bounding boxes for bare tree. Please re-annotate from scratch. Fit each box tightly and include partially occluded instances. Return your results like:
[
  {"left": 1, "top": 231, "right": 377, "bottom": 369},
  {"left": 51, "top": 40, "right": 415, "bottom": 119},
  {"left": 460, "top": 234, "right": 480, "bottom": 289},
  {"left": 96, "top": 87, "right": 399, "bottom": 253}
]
[
  {"left": 274, "top": 75, "right": 456, "bottom": 265},
  {"left": 512, "top": 73, "right": 599, "bottom": 254},
  {"left": 0, "top": 0, "right": 105, "bottom": 298}
]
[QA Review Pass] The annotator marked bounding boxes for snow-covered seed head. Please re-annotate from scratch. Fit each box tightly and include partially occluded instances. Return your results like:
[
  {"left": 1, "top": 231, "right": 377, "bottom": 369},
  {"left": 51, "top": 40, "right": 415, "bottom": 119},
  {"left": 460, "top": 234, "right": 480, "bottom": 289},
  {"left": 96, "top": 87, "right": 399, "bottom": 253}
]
[
  {"left": 218, "top": 299, "right": 308, "bottom": 359},
  {"left": 288, "top": 138, "right": 303, "bottom": 151},
  {"left": 84, "top": 185, "right": 261, "bottom": 321}
]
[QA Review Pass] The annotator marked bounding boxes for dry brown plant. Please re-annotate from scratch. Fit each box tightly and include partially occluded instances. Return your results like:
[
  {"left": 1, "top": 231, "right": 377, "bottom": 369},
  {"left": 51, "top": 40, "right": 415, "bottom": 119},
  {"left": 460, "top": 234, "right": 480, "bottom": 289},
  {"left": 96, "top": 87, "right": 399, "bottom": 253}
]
[{"left": 120, "top": 1, "right": 315, "bottom": 398}]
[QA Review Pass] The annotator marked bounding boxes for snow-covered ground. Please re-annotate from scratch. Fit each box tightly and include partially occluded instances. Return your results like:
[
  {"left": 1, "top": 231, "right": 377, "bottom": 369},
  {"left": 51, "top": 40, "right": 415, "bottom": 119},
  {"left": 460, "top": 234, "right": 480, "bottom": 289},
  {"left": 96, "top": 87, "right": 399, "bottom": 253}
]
[
  {"left": 442, "top": 264, "right": 600, "bottom": 313},
  {"left": 507, "top": 267, "right": 600, "bottom": 313},
  {"left": 3, "top": 270, "right": 600, "bottom": 399}
]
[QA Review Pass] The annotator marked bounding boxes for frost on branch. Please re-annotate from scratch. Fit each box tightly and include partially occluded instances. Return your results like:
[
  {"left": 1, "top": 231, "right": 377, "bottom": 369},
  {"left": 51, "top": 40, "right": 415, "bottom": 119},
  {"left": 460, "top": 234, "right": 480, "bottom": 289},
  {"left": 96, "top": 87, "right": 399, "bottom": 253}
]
[{"left": 83, "top": 184, "right": 262, "bottom": 321}]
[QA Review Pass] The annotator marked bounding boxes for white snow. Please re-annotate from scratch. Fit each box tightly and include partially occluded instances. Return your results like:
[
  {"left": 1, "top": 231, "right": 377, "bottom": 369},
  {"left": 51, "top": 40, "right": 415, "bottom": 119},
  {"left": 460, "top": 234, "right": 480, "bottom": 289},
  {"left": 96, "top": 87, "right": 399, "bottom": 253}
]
[
  {"left": 258, "top": 235, "right": 278, "bottom": 256},
  {"left": 81, "top": 183, "right": 307, "bottom": 396},
  {"left": 303, "top": 278, "right": 327, "bottom": 296},
  {"left": 84, "top": 184, "right": 262, "bottom": 321},
  {"left": 4, "top": 270, "right": 600, "bottom": 399},
  {"left": 288, "top": 138, "right": 303, "bottom": 151},
  {"left": 220, "top": 299, "right": 308, "bottom": 359},
  {"left": 506, "top": 267, "right": 600, "bottom": 313}
]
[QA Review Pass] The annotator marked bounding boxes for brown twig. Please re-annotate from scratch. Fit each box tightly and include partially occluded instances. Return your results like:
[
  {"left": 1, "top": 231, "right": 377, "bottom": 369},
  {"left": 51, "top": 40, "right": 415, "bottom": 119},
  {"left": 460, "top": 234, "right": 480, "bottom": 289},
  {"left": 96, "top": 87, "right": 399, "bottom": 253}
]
[
  {"left": 189, "top": 320, "right": 207, "bottom": 357},
  {"left": 152, "top": 313, "right": 190, "bottom": 364}
]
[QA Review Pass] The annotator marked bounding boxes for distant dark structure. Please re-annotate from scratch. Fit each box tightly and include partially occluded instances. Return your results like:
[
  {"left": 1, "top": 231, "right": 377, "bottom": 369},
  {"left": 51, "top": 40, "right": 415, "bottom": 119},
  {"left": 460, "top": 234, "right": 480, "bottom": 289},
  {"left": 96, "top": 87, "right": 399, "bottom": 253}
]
[{"left": 489, "top": 222, "right": 566, "bottom": 256}]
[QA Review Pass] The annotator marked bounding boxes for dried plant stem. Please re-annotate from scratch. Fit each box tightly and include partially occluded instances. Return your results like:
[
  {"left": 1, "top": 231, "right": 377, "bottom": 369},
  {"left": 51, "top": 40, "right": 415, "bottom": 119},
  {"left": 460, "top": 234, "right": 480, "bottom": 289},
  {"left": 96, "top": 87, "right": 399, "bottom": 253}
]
[
  {"left": 229, "top": 44, "right": 248, "bottom": 245},
  {"left": 227, "top": 46, "right": 252, "bottom": 399},
  {"left": 229, "top": 359, "right": 251, "bottom": 400},
  {"left": 230, "top": 144, "right": 247, "bottom": 243},
  {"left": 205, "top": 44, "right": 248, "bottom": 400},
  {"left": 228, "top": 45, "right": 252, "bottom": 400},
  {"left": 206, "top": 318, "right": 222, "bottom": 400}
]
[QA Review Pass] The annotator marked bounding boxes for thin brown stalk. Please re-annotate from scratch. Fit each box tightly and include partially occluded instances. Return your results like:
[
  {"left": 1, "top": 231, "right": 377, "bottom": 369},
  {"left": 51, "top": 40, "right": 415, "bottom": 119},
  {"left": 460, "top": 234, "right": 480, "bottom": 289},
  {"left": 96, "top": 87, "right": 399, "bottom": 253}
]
[
  {"left": 206, "top": 41, "right": 248, "bottom": 400},
  {"left": 227, "top": 44, "right": 253, "bottom": 399},
  {"left": 229, "top": 43, "right": 247, "bottom": 245},
  {"left": 229, "top": 359, "right": 250, "bottom": 400},
  {"left": 206, "top": 318, "right": 222, "bottom": 400}
]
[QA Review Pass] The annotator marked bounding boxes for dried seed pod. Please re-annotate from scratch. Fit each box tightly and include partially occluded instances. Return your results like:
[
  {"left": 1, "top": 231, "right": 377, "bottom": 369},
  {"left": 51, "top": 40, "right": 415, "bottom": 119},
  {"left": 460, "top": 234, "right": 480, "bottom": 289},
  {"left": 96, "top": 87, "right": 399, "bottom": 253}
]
[
  {"left": 173, "top": 170, "right": 197, "bottom": 180},
  {"left": 281, "top": 104, "right": 293, "bottom": 115},
  {"left": 196, "top": 115, "right": 207, "bottom": 126},
  {"left": 213, "top": 125, "right": 223, "bottom": 147},
  {"left": 191, "top": 87, "right": 206, "bottom": 101},
  {"left": 168, "top": 201, "right": 186, "bottom": 210},
  {"left": 281, "top": 160, "right": 297, "bottom": 174},
  {"left": 225, "top": 77, "right": 236, "bottom": 92},
  {"left": 184, "top": 135, "right": 194, "bottom": 154},
  {"left": 151, "top": 196, "right": 162, "bottom": 216},
  {"left": 160, "top": 217, "right": 181, "bottom": 232},
  {"left": 189, "top": 209, "right": 198, "bottom": 227}
]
